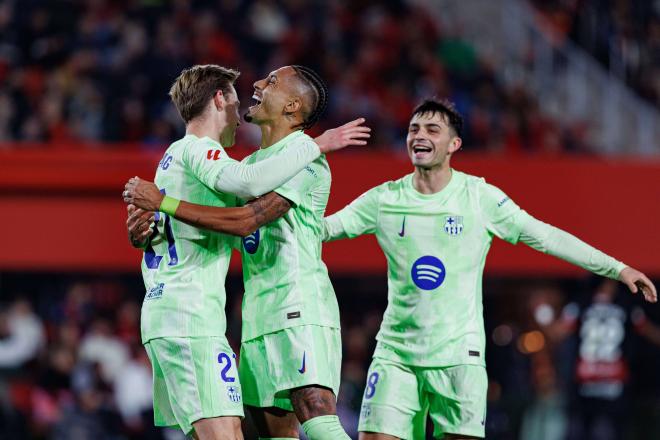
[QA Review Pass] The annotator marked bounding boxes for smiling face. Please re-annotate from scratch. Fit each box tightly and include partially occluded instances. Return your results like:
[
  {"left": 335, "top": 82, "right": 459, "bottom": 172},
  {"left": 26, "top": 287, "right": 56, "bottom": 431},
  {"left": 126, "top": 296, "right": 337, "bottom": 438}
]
[
  {"left": 406, "top": 111, "right": 462, "bottom": 169},
  {"left": 244, "top": 66, "right": 304, "bottom": 126}
]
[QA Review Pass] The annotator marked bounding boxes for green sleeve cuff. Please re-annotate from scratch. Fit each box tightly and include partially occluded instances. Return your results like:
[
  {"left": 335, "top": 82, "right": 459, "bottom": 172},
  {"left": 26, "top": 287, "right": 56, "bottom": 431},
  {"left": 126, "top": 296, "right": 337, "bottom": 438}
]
[{"left": 614, "top": 262, "right": 628, "bottom": 280}]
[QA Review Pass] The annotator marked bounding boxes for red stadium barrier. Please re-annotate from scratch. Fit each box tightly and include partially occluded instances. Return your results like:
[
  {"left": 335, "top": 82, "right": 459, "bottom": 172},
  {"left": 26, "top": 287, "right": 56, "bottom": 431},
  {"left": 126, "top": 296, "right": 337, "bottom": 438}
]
[{"left": 2, "top": 146, "right": 659, "bottom": 275}]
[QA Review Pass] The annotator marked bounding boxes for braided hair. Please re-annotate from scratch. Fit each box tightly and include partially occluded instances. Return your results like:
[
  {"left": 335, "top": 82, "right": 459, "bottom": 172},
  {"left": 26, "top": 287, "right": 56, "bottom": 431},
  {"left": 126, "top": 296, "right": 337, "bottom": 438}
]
[{"left": 291, "top": 65, "right": 328, "bottom": 130}]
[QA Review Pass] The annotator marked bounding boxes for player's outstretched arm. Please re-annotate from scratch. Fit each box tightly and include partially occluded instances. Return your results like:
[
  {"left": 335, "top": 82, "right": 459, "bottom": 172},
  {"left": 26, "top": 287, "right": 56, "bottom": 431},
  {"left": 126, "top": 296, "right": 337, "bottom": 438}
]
[
  {"left": 208, "top": 118, "right": 370, "bottom": 199},
  {"left": 516, "top": 212, "right": 657, "bottom": 303},
  {"left": 123, "top": 177, "right": 291, "bottom": 236},
  {"left": 126, "top": 204, "right": 154, "bottom": 248},
  {"left": 321, "top": 185, "right": 382, "bottom": 242}
]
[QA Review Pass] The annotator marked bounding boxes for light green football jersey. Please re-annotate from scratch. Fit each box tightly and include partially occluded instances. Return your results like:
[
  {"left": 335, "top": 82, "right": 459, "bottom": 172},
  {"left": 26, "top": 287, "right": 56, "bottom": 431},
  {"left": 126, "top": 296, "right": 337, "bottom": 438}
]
[
  {"left": 324, "top": 170, "right": 525, "bottom": 367},
  {"left": 239, "top": 131, "right": 340, "bottom": 341},
  {"left": 140, "top": 135, "right": 237, "bottom": 343}
]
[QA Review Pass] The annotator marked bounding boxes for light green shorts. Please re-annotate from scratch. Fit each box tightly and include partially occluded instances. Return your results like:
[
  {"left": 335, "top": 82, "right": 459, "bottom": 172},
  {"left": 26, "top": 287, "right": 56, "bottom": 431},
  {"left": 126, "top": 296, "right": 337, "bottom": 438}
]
[
  {"left": 239, "top": 325, "right": 342, "bottom": 411},
  {"left": 358, "top": 357, "right": 487, "bottom": 439},
  {"left": 144, "top": 337, "right": 244, "bottom": 435}
]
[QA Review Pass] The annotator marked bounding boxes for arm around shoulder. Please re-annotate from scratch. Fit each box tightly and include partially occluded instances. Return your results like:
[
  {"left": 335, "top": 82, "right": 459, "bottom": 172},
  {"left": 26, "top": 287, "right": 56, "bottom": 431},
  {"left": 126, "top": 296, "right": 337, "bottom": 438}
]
[{"left": 213, "top": 137, "right": 320, "bottom": 199}]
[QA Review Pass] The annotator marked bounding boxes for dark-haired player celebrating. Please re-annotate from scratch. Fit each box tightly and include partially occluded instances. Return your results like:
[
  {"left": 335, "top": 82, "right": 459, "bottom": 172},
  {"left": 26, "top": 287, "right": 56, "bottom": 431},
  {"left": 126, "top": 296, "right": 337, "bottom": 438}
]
[
  {"left": 318, "top": 98, "right": 656, "bottom": 440},
  {"left": 125, "top": 65, "right": 357, "bottom": 439}
]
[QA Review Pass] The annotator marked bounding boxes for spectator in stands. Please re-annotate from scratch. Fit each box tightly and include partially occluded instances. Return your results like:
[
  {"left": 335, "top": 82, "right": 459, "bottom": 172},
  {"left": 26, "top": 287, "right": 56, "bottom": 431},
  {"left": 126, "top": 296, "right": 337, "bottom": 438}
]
[
  {"left": 78, "top": 318, "right": 129, "bottom": 385},
  {"left": 0, "top": 0, "right": 589, "bottom": 153},
  {"left": 0, "top": 299, "right": 45, "bottom": 369}
]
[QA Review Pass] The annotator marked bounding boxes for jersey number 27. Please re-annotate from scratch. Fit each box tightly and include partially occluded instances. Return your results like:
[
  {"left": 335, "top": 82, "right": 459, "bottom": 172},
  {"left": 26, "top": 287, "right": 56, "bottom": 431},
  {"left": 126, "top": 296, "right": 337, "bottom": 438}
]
[{"left": 144, "top": 189, "right": 179, "bottom": 269}]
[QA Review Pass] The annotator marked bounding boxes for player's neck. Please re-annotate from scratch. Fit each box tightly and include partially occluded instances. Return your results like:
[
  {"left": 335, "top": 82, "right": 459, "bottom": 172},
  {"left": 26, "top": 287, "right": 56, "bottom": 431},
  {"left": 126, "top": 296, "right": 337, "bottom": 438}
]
[
  {"left": 259, "top": 122, "right": 297, "bottom": 149},
  {"left": 413, "top": 163, "right": 452, "bottom": 194},
  {"left": 185, "top": 120, "right": 220, "bottom": 144}
]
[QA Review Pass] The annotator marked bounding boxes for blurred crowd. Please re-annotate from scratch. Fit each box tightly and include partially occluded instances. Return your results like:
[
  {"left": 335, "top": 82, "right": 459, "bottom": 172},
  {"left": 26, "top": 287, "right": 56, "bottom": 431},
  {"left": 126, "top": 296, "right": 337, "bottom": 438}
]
[
  {"left": 1, "top": 274, "right": 660, "bottom": 440},
  {"left": 0, "top": 279, "right": 160, "bottom": 440},
  {"left": 0, "top": 0, "right": 598, "bottom": 153},
  {"left": 530, "top": 0, "right": 660, "bottom": 105}
]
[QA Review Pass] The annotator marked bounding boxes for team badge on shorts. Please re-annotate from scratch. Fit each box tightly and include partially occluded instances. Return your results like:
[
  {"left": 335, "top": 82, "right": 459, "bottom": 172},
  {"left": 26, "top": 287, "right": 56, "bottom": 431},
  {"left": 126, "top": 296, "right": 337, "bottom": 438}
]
[
  {"left": 226, "top": 385, "right": 241, "bottom": 403},
  {"left": 444, "top": 216, "right": 463, "bottom": 236},
  {"left": 360, "top": 403, "right": 372, "bottom": 418}
]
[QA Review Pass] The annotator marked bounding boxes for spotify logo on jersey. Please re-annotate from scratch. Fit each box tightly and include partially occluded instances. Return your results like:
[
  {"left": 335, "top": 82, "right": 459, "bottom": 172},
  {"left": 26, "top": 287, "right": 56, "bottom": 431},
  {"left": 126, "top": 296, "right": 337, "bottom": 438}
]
[
  {"left": 242, "top": 229, "right": 260, "bottom": 254},
  {"left": 411, "top": 256, "right": 446, "bottom": 290}
]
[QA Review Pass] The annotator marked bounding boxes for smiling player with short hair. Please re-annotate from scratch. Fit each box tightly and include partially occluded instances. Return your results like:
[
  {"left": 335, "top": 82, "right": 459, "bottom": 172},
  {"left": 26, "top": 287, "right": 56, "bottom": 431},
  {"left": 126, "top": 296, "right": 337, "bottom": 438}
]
[{"left": 321, "top": 98, "right": 656, "bottom": 440}]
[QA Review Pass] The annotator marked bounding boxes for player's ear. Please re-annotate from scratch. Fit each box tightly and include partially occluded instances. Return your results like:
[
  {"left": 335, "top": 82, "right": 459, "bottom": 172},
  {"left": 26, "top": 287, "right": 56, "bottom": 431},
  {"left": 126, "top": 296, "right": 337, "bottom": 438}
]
[
  {"left": 284, "top": 97, "right": 302, "bottom": 114},
  {"left": 213, "top": 90, "right": 225, "bottom": 111},
  {"left": 448, "top": 136, "right": 462, "bottom": 154}
]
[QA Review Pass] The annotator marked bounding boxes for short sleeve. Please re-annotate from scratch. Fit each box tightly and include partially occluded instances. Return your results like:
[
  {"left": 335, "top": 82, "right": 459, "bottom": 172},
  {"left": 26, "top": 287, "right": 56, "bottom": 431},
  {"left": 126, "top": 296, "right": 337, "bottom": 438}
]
[{"left": 478, "top": 181, "right": 524, "bottom": 244}]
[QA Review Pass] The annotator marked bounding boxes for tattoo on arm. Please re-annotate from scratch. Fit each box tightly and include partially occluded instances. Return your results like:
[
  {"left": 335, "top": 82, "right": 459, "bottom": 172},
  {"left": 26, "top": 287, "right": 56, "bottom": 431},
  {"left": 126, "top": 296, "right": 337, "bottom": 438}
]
[
  {"left": 170, "top": 192, "right": 291, "bottom": 237},
  {"left": 248, "top": 192, "right": 292, "bottom": 228}
]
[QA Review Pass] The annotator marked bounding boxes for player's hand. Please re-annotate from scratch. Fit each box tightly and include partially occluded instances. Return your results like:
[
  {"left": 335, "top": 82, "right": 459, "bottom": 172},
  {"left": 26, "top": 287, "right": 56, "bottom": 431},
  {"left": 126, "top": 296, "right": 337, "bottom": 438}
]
[
  {"left": 126, "top": 204, "right": 154, "bottom": 248},
  {"left": 314, "top": 118, "right": 371, "bottom": 153},
  {"left": 123, "top": 176, "right": 163, "bottom": 211},
  {"left": 619, "top": 266, "right": 657, "bottom": 303}
]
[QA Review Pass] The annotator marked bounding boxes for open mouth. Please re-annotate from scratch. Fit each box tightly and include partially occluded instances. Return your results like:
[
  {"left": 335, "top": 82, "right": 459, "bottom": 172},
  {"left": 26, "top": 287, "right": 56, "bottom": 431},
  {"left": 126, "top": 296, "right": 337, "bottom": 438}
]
[
  {"left": 248, "top": 94, "right": 262, "bottom": 112},
  {"left": 412, "top": 144, "right": 433, "bottom": 154}
]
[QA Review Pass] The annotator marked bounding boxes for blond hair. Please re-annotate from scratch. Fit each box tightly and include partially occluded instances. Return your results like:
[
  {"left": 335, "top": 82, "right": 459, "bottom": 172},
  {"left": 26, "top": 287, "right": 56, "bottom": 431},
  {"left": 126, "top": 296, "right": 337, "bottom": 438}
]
[{"left": 169, "top": 65, "right": 240, "bottom": 123}]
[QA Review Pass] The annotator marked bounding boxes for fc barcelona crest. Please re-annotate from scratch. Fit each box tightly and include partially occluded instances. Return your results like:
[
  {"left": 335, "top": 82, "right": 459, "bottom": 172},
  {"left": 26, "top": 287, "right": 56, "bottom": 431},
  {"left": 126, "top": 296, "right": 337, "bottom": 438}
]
[
  {"left": 444, "top": 216, "right": 464, "bottom": 236},
  {"left": 226, "top": 385, "right": 241, "bottom": 403}
]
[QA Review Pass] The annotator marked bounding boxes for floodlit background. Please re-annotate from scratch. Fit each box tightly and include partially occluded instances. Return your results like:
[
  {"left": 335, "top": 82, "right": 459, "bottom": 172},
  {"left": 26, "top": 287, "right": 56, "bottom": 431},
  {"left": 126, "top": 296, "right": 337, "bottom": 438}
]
[{"left": 1, "top": 1, "right": 659, "bottom": 439}]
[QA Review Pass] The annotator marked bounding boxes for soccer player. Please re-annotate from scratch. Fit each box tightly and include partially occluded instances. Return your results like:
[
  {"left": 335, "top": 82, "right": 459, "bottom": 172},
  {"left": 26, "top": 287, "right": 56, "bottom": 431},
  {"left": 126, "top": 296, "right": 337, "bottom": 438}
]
[
  {"left": 317, "top": 99, "right": 657, "bottom": 440},
  {"left": 126, "top": 65, "right": 363, "bottom": 439},
  {"left": 126, "top": 64, "right": 369, "bottom": 440}
]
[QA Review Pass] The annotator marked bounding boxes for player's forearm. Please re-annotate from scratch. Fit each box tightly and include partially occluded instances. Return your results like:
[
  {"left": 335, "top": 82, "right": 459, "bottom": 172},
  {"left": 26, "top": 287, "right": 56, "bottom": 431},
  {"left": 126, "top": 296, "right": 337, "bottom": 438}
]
[
  {"left": 214, "top": 139, "right": 320, "bottom": 198},
  {"left": 517, "top": 212, "right": 626, "bottom": 279},
  {"left": 171, "top": 201, "right": 258, "bottom": 237},
  {"left": 246, "top": 192, "right": 292, "bottom": 231},
  {"left": 166, "top": 193, "right": 291, "bottom": 237}
]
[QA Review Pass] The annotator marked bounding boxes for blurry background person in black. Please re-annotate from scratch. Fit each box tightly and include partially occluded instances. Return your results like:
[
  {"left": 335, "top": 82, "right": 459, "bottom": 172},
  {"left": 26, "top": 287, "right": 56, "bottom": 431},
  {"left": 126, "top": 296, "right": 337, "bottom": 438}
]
[{"left": 537, "top": 277, "right": 660, "bottom": 440}]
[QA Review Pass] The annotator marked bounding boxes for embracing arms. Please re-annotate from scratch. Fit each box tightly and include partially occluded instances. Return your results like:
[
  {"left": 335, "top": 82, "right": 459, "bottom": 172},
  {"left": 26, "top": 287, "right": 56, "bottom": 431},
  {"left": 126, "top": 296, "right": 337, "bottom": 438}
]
[{"left": 125, "top": 181, "right": 292, "bottom": 245}]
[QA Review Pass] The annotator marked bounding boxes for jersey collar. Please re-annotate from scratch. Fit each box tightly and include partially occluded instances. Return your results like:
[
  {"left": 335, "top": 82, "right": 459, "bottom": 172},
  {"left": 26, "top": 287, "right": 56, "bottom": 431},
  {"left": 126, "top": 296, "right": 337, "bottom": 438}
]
[
  {"left": 406, "top": 169, "right": 463, "bottom": 201},
  {"left": 261, "top": 130, "right": 305, "bottom": 153}
]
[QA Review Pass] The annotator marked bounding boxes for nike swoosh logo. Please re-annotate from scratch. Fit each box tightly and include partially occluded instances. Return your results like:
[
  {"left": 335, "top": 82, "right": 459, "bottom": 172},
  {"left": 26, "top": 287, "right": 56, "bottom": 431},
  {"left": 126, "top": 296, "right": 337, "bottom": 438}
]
[
  {"left": 398, "top": 216, "right": 406, "bottom": 237},
  {"left": 298, "top": 351, "right": 306, "bottom": 374}
]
